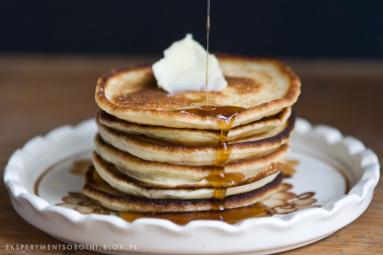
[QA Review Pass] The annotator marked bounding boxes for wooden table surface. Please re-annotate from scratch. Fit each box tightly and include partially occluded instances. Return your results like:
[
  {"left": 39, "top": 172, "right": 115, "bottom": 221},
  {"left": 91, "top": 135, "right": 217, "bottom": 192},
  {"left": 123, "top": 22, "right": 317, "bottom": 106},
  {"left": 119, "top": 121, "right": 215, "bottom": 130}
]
[{"left": 0, "top": 55, "right": 382, "bottom": 254}]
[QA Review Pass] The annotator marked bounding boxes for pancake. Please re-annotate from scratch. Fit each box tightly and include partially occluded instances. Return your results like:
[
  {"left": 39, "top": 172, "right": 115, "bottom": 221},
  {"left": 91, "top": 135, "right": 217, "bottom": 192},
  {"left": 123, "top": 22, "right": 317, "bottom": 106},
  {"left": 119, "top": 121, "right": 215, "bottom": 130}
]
[
  {"left": 83, "top": 167, "right": 284, "bottom": 212},
  {"left": 96, "top": 115, "right": 295, "bottom": 166},
  {"left": 95, "top": 55, "right": 301, "bottom": 130},
  {"left": 94, "top": 135, "right": 288, "bottom": 187},
  {"left": 92, "top": 154, "right": 281, "bottom": 199},
  {"left": 92, "top": 153, "right": 284, "bottom": 190},
  {"left": 97, "top": 107, "right": 291, "bottom": 145}
]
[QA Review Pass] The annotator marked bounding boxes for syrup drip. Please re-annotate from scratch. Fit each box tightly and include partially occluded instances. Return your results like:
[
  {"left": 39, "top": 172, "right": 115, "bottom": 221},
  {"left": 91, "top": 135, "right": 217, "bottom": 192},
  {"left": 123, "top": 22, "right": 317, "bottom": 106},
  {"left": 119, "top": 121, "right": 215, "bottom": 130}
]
[
  {"left": 181, "top": 105, "right": 246, "bottom": 210},
  {"left": 212, "top": 113, "right": 239, "bottom": 208}
]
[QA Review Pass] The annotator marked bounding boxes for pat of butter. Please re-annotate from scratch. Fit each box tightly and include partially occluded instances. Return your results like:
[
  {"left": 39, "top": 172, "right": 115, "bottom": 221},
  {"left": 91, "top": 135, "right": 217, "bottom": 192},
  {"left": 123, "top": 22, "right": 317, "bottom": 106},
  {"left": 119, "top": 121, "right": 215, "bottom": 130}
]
[{"left": 152, "top": 34, "right": 227, "bottom": 94}]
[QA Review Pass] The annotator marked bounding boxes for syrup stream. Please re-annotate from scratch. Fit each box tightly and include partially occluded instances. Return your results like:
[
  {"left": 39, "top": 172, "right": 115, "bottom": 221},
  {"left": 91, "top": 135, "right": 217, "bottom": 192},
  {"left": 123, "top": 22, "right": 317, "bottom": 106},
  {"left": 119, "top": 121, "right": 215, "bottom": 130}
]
[{"left": 205, "top": 0, "right": 211, "bottom": 105}]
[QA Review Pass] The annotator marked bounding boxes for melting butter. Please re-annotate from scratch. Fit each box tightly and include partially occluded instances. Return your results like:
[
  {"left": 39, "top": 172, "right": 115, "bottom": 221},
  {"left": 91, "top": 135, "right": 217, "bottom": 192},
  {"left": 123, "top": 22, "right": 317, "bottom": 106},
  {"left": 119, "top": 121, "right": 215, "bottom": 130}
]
[{"left": 152, "top": 34, "right": 227, "bottom": 94}]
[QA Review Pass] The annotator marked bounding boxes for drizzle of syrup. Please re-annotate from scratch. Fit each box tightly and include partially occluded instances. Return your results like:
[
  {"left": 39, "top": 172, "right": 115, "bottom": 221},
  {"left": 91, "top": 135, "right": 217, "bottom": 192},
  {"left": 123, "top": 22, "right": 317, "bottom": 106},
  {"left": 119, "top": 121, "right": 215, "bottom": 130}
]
[
  {"left": 196, "top": 0, "right": 245, "bottom": 204},
  {"left": 205, "top": 170, "right": 245, "bottom": 188},
  {"left": 180, "top": 105, "right": 246, "bottom": 209}
]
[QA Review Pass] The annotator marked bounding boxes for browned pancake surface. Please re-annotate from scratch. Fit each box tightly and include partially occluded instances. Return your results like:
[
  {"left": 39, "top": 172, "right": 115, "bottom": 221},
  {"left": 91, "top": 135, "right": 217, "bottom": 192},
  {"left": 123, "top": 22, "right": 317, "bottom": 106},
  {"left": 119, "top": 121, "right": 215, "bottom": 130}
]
[{"left": 95, "top": 55, "right": 301, "bottom": 129}]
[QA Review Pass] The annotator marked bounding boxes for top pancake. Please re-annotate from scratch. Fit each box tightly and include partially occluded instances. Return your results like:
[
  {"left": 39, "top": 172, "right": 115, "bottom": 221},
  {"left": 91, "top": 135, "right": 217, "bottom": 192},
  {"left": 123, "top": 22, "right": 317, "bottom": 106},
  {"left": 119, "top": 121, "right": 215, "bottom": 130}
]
[{"left": 95, "top": 55, "right": 301, "bottom": 130}]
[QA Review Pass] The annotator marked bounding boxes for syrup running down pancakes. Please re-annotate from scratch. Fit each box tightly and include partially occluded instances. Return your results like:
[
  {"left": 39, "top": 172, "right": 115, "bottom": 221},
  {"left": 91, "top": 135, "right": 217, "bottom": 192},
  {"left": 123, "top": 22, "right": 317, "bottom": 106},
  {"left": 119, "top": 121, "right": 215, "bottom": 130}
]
[{"left": 80, "top": 55, "right": 301, "bottom": 217}]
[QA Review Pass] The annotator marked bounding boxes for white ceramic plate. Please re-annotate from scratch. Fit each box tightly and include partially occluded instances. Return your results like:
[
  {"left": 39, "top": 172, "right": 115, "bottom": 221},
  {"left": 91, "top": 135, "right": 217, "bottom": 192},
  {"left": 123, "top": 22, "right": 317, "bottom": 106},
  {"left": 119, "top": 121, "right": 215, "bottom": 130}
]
[{"left": 4, "top": 118, "right": 380, "bottom": 254}]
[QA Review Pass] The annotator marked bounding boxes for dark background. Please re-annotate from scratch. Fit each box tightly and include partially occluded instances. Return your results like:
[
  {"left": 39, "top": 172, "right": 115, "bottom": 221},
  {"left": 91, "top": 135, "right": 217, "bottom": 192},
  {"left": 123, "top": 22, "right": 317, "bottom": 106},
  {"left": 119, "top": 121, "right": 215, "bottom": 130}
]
[{"left": 1, "top": 0, "right": 383, "bottom": 58}]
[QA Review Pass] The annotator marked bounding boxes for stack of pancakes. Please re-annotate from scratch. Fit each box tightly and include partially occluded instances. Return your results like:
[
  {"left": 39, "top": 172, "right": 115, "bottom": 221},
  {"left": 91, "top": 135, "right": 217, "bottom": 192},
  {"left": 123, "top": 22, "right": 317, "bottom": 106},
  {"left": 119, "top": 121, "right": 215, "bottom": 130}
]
[{"left": 84, "top": 55, "right": 301, "bottom": 213}]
